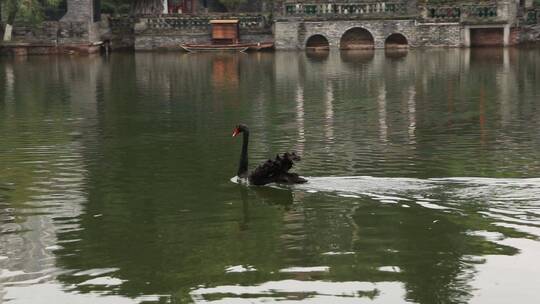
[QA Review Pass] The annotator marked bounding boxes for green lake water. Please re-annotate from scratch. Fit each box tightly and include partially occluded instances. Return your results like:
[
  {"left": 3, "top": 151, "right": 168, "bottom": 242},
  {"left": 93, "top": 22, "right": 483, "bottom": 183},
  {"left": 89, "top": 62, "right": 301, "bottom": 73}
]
[{"left": 1, "top": 49, "right": 540, "bottom": 303}]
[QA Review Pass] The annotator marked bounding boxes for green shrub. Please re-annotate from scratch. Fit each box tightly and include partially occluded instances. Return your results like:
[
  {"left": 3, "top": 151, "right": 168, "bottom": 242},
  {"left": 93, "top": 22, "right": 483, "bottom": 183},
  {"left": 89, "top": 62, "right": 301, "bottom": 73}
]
[{"left": 102, "top": 0, "right": 133, "bottom": 15}]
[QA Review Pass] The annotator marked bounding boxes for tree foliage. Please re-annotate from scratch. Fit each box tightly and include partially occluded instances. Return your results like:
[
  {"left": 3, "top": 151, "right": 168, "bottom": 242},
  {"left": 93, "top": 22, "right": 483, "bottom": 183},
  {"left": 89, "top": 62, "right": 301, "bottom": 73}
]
[
  {"left": 132, "top": 0, "right": 163, "bottom": 14},
  {"left": 102, "top": 0, "right": 164, "bottom": 15},
  {"left": 1, "top": 0, "right": 65, "bottom": 24},
  {"left": 101, "top": 0, "right": 132, "bottom": 15},
  {"left": 218, "top": 0, "right": 248, "bottom": 12}
]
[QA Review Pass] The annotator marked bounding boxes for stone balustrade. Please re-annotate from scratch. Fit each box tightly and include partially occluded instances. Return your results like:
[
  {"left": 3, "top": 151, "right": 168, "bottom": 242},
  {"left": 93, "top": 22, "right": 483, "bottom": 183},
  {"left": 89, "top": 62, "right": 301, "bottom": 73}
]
[
  {"left": 524, "top": 8, "right": 540, "bottom": 24},
  {"left": 139, "top": 14, "right": 269, "bottom": 31},
  {"left": 278, "top": 1, "right": 513, "bottom": 23},
  {"left": 282, "top": 2, "right": 410, "bottom": 18},
  {"left": 426, "top": 6, "right": 461, "bottom": 22},
  {"left": 424, "top": 2, "right": 510, "bottom": 24},
  {"left": 461, "top": 3, "right": 502, "bottom": 23},
  {"left": 109, "top": 16, "right": 136, "bottom": 29}
]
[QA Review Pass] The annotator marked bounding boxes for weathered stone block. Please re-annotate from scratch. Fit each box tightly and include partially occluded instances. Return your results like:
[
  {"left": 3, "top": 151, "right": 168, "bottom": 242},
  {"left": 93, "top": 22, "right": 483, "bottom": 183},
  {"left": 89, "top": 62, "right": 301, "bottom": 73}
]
[{"left": 62, "top": 0, "right": 95, "bottom": 22}]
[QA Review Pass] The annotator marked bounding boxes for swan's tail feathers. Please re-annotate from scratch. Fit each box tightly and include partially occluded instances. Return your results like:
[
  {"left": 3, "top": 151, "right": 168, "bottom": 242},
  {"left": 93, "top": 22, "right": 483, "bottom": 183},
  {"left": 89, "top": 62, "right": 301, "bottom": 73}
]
[
  {"left": 283, "top": 172, "right": 308, "bottom": 184},
  {"left": 249, "top": 152, "right": 304, "bottom": 185}
]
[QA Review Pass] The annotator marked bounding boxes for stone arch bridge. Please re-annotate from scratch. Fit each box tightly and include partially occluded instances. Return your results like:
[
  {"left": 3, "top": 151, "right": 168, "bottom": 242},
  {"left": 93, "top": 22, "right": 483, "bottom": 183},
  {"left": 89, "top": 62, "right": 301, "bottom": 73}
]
[
  {"left": 275, "top": 19, "right": 420, "bottom": 50},
  {"left": 273, "top": 0, "right": 518, "bottom": 50}
]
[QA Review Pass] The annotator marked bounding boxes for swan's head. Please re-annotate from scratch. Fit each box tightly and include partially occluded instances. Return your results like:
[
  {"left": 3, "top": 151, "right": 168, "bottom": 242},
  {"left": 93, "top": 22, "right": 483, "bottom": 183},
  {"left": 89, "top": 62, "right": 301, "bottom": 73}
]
[{"left": 232, "top": 124, "right": 249, "bottom": 137}]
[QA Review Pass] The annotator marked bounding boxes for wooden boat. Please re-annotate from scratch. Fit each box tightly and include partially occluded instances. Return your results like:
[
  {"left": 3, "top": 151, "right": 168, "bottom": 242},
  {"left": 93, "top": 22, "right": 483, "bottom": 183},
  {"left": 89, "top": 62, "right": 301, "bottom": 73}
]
[
  {"left": 181, "top": 19, "right": 273, "bottom": 53},
  {"left": 247, "top": 42, "right": 275, "bottom": 51},
  {"left": 180, "top": 42, "right": 274, "bottom": 53}
]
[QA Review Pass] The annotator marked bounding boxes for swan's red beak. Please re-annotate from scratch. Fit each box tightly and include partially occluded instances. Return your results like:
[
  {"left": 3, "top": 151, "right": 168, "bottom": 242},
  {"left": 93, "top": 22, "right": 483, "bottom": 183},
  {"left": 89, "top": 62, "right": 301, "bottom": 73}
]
[{"left": 232, "top": 128, "right": 240, "bottom": 137}]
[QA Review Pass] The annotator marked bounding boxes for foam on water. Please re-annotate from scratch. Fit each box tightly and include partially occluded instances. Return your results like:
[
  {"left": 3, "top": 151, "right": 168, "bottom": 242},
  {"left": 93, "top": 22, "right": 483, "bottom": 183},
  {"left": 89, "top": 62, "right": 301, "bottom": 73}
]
[
  {"left": 295, "top": 176, "right": 437, "bottom": 197},
  {"left": 73, "top": 268, "right": 120, "bottom": 277},
  {"left": 4, "top": 282, "right": 165, "bottom": 304},
  {"left": 235, "top": 175, "right": 540, "bottom": 209},
  {"left": 232, "top": 175, "right": 540, "bottom": 240},
  {"left": 225, "top": 265, "right": 257, "bottom": 273},
  {"left": 321, "top": 251, "right": 355, "bottom": 256},
  {"left": 78, "top": 276, "right": 125, "bottom": 286},
  {"left": 378, "top": 266, "right": 401, "bottom": 273},
  {"left": 279, "top": 266, "right": 330, "bottom": 273},
  {"left": 190, "top": 280, "right": 411, "bottom": 304}
]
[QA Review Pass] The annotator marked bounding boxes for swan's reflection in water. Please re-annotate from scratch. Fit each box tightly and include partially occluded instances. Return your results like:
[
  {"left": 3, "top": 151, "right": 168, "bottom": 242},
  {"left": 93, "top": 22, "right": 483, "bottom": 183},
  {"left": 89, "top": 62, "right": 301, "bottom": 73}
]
[
  {"left": 239, "top": 187, "right": 250, "bottom": 231},
  {"left": 238, "top": 186, "right": 296, "bottom": 231}
]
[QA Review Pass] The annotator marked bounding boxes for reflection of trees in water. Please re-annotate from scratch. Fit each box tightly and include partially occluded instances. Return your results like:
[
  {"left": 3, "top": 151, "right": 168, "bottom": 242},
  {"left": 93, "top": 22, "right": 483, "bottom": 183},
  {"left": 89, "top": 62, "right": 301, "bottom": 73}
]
[
  {"left": 52, "top": 53, "right": 289, "bottom": 298},
  {"left": 4, "top": 50, "right": 539, "bottom": 303},
  {"left": 55, "top": 176, "right": 293, "bottom": 299},
  {"left": 352, "top": 205, "right": 502, "bottom": 304},
  {"left": 0, "top": 55, "right": 101, "bottom": 215},
  {"left": 0, "top": 56, "right": 101, "bottom": 300},
  {"left": 285, "top": 189, "right": 522, "bottom": 304}
]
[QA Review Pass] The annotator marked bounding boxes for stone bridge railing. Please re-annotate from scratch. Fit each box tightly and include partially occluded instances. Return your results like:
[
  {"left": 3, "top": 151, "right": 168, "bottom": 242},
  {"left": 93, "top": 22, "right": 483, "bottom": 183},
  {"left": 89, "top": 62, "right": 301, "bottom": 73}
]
[
  {"left": 277, "top": 1, "right": 514, "bottom": 24},
  {"left": 280, "top": 1, "right": 414, "bottom": 18},
  {"left": 138, "top": 14, "right": 270, "bottom": 31},
  {"left": 523, "top": 8, "right": 540, "bottom": 24},
  {"left": 423, "top": 1, "right": 511, "bottom": 24},
  {"left": 109, "top": 16, "right": 136, "bottom": 30}
]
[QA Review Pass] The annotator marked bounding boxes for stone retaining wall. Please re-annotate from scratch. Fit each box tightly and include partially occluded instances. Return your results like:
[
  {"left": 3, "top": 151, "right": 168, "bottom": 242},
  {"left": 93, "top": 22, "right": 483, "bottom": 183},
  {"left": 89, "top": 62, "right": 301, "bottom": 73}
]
[
  {"left": 520, "top": 24, "right": 540, "bottom": 44},
  {"left": 519, "top": 8, "right": 540, "bottom": 44},
  {"left": 133, "top": 14, "right": 273, "bottom": 50},
  {"left": 415, "top": 23, "right": 462, "bottom": 48},
  {"left": 109, "top": 16, "right": 136, "bottom": 50},
  {"left": 7, "top": 21, "right": 95, "bottom": 45},
  {"left": 0, "top": 20, "right": 103, "bottom": 55}
]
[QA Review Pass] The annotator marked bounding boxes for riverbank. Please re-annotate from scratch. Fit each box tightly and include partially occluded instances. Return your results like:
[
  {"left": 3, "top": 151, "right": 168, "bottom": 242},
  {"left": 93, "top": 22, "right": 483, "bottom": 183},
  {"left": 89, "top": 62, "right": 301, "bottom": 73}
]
[{"left": 1, "top": 4, "right": 540, "bottom": 55}]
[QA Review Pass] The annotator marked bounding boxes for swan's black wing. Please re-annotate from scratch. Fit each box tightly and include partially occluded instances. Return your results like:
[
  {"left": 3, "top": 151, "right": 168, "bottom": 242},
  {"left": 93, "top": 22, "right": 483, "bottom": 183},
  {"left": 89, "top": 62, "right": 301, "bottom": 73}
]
[{"left": 249, "top": 152, "right": 306, "bottom": 185}]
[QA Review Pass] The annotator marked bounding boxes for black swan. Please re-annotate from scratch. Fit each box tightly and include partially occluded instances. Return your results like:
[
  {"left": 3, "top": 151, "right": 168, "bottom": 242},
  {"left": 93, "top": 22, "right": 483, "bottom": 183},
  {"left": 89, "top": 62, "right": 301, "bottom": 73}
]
[{"left": 232, "top": 124, "right": 307, "bottom": 186}]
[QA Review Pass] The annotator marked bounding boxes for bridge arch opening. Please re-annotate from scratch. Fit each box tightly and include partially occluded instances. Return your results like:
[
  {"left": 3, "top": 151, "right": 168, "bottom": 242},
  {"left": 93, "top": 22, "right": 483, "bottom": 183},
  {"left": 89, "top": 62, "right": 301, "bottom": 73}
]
[
  {"left": 306, "top": 35, "right": 330, "bottom": 50},
  {"left": 340, "top": 27, "right": 374, "bottom": 50},
  {"left": 385, "top": 33, "right": 408, "bottom": 49}
]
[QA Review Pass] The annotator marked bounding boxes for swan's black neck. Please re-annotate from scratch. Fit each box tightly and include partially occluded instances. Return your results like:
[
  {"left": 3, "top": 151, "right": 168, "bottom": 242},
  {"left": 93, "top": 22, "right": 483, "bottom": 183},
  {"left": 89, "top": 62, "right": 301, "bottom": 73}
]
[{"left": 238, "top": 129, "right": 249, "bottom": 177}]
